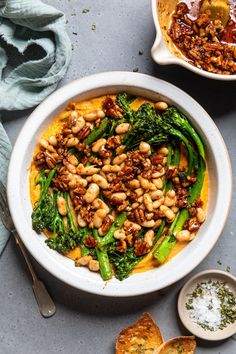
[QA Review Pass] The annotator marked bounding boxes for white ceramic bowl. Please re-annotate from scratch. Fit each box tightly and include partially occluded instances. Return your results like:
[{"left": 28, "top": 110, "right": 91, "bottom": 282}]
[
  {"left": 151, "top": 0, "right": 236, "bottom": 81},
  {"left": 8, "top": 72, "right": 232, "bottom": 297}
]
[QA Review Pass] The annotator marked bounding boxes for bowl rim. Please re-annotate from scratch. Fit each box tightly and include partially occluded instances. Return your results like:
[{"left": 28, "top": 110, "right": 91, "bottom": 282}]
[
  {"left": 177, "top": 269, "right": 236, "bottom": 340},
  {"left": 151, "top": 0, "right": 236, "bottom": 81},
  {"left": 7, "top": 71, "right": 232, "bottom": 297}
]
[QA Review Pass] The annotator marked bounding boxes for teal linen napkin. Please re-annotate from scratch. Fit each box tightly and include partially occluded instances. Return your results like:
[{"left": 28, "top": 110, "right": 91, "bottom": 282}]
[{"left": 0, "top": 0, "right": 72, "bottom": 254}]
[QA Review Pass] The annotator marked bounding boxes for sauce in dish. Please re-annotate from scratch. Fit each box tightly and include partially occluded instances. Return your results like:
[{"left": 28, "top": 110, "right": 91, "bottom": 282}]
[
  {"left": 30, "top": 94, "right": 208, "bottom": 281},
  {"left": 158, "top": 0, "right": 236, "bottom": 75}
]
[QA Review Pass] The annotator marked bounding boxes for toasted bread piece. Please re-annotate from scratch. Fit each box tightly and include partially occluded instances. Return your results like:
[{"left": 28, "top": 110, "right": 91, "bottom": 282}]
[
  {"left": 156, "top": 336, "right": 196, "bottom": 354},
  {"left": 116, "top": 312, "right": 164, "bottom": 354}
]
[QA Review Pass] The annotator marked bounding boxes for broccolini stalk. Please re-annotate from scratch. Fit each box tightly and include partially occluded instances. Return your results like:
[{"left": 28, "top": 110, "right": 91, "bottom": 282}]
[
  {"left": 152, "top": 220, "right": 166, "bottom": 247},
  {"left": 162, "top": 107, "right": 205, "bottom": 161},
  {"left": 165, "top": 143, "right": 180, "bottom": 193},
  {"left": 116, "top": 93, "right": 135, "bottom": 123},
  {"left": 98, "top": 212, "right": 127, "bottom": 247},
  {"left": 167, "top": 145, "right": 173, "bottom": 166},
  {"left": 172, "top": 142, "right": 181, "bottom": 166},
  {"left": 92, "top": 229, "right": 113, "bottom": 280},
  {"left": 153, "top": 212, "right": 179, "bottom": 262},
  {"left": 92, "top": 228, "right": 103, "bottom": 246},
  {"left": 32, "top": 167, "right": 57, "bottom": 233},
  {"left": 164, "top": 126, "right": 194, "bottom": 175},
  {"left": 96, "top": 247, "right": 113, "bottom": 281},
  {"left": 85, "top": 117, "right": 109, "bottom": 145}
]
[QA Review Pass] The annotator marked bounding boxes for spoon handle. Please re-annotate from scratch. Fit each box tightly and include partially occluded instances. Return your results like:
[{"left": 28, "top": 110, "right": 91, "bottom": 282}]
[
  {"left": 32, "top": 279, "right": 56, "bottom": 318},
  {"left": 12, "top": 230, "right": 56, "bottom": 318}
]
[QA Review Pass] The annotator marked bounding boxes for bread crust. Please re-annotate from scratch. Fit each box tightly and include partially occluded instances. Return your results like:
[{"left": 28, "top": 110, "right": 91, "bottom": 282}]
[
  {"left": 156, "top": 336, "right": 196, "bottom": 354},
  {"left": 116, "top": 312, "right": 164, "bottom": 354}
]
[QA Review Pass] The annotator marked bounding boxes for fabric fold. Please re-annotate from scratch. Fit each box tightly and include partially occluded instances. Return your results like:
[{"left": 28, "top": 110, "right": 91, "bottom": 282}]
[{"left": 0, "top": 0, "right": 72, "bottom": 254}]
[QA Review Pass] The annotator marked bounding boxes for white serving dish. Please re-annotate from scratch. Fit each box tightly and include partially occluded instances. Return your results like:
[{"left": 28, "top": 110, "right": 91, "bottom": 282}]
[
  {"left": 151, "top": 0, "right": 236, "bottom": 81},
  {"left": 8, "top": 72, "right": 232, "bottom": 297}
]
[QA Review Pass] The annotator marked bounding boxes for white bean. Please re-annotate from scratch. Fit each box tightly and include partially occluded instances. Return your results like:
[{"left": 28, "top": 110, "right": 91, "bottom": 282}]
[
  {"left": 97, "top": 110, "right": 105, "bottom": 118},
  {"left": 92, "top": 198, "right": 110, "bottom": 214},
  {"left": 70, "top": 110, "right": 78, "bottom": 120},
  {"left": 112, "top": 154, "right": 127, "bottom": 165},
  {"left": 139, "top": 141, "right": 151, "bottom": 156},
  {"left": 154, "top": 219, "right": 162, "bottom": 229},
  {"left": 77, "top": 178, "right": 88, "bottom": 188},
  {"left": 83, "top": 112, "right": 98, "bottom": 122},
  {"left": 124, "top": 220, "right": 141, "bottom": 231},
  {"left": 167, "top": 189, "right": 176, "bottom": 198},
  {"left": 114, "top": 229, "right": 126, "bottom": 240},
  {"left": 197, "top": 208, "right": 206, "bottom": 223},
  {"left": 135, "top": 188, "right": 144, "bottom": 197},
  {"left": 137, "top": 196, "right": 144, "bottom": 203},
  {"left": 92, "top": 138, "right": 106, "bottom": 153},
  {"left": 129, "top": 179, "right": 140, "bottom": 189},
  {"left": 77, "top": 214, "right": 87, "bottom": 227},
  {"left": 111, "top": 192, "right": 126, "bottom": 203},
  {"left": 152, "top": 168, "right": 165, "bottom": 178},
  {"left": 164, "top": 196, "right": 176, "bottom": 207},
  {"left": 72, "top": 117, "right": 86, "bottom": 134},
  {"left": 102, "top": 165, "right": 121, "bottom": 173},
  {"left": 143, "top": 193, "right": 153, "bottom": 212},
  {"left": 92, "top": 174, "right": 109, "bottom": 189},
  {"left": 176, "top": 230, "right": 191, "bottom": 242},
  {"left": 77, "top": 255, "right": 92, "bottom": 266},
  {"left": 48, "top": 135, "right": 57, "bottom": 146},
  {"left": 68, "top": 154, "right": 79, "bottom": 166},
  {"left": 77, "top": 164, "right": 100, "bottom": 175},
  {"left": 88, "top": 259, "right": 100, "bottom": 271},
  {"left": 152, "top": 178, "right": 163, "bottom": 189},
  {"left": 138, "top": 176, "right": 156, "bottom": 190},
  {"left": 153, "top": 197, "right": 165, "bottom": 209},
  {"left": 66, "top": 137, "right": 79, "bottom": 148},
  {"left": 115, "top": 123, "right": 130, "bottom": 134},
  {"left": 57, "top": 196, "right": 67, "bottom": 216},
  {"left": 155, "top": 101, "right": 168, "bottom": 111},
  {"left": 171, "top": 206, "right": 179, "bottom": 213},
  {"left": 141, "top": 220, "right": 155, "bottom": 228},
  {"left": 158, "top": 146, "right": 169, "bottom": 156},
  {"left": 85, "top": 183, "right": 100, "bottom": 203},
  {"left": 93, "top": 209, "right": 107, "bottom": 228},
  {"left": 150, "top": 190, "right": 163, "bottom": 200},
  {"left": 131, "top": 202, "right": 139, "bottom": 209},
  {"left": 39, "top": 138, "right": 55, "bottom": 152},
  {"left": 65, "top": 162, "right": 77, "bottom": 174},
  {"left": 160, "top": 205, "right": 175, "bottom": 221},
  {"left": 144, "top": 230, "right": 155, "bottom": 247},
  {"left": 103, "top": 157, "right": 111, "bottom": 165}
]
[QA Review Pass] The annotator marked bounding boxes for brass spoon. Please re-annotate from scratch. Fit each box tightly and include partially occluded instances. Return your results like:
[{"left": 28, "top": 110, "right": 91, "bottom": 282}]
[{"left": 201, "top": 0, "right": 230, "bottom": 27}]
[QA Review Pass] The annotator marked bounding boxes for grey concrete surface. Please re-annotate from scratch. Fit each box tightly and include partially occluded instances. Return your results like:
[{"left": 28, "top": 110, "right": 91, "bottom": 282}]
[{"left": 1, "top": 1, "right": 236, "bottom": 353}]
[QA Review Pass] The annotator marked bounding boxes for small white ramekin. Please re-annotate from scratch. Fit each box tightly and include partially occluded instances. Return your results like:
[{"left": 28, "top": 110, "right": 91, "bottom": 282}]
[{"left": 151, "top": 0, "right": 236, "bottom": 81}]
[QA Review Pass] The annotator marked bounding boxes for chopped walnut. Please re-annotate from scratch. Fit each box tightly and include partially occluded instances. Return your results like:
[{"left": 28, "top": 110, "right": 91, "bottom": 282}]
[
  {"left": 83, "top": 236, "right": 97, "bottom": 248},
  {"left": 134, "top": 240, "right": 150, "bottom": 256}
]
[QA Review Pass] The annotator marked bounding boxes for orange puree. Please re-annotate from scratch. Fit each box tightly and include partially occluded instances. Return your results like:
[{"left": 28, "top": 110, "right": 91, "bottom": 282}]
[{"left": 29, "top": 95, "right": 208, "bottom": 272}]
